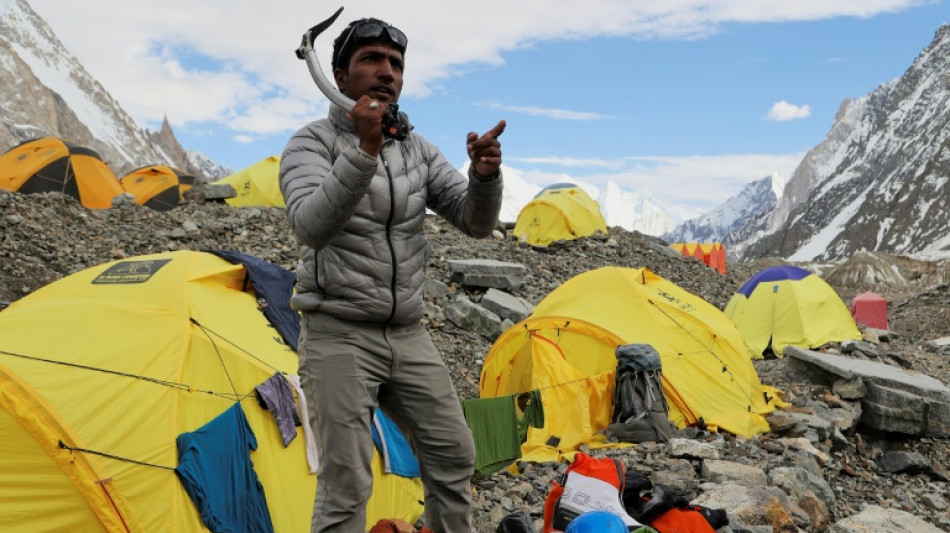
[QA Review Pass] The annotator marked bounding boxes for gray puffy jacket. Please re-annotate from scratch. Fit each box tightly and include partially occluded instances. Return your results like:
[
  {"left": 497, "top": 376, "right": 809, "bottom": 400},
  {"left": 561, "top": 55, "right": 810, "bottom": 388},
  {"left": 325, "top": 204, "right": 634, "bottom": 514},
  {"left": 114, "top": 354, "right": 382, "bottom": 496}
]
[{"left": 280, "top": 105, "right": 503, "bottom": 324}]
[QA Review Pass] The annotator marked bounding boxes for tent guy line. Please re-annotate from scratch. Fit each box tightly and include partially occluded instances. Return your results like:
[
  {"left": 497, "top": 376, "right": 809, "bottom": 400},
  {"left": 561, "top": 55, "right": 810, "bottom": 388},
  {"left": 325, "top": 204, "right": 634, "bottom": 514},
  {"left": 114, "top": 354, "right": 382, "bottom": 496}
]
[
  {"left": 0, "top": 348, "right": 247, "bottom": 401},
  {"left": 191, "top": 316, "right": 288, "bottom": 378},
  {"left": 58, "top": 440, "right": 176, "bottom": 472},
  {"left": 647, "top": 298, "right": 764, "bottom": 407}
]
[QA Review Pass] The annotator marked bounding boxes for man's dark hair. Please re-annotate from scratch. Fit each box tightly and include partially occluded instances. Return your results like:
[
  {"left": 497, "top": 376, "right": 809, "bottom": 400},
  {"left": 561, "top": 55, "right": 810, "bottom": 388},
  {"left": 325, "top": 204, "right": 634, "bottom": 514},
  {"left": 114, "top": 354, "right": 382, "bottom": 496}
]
[{"left": 332, "top": 17, "right": 407, "bottom": 71}]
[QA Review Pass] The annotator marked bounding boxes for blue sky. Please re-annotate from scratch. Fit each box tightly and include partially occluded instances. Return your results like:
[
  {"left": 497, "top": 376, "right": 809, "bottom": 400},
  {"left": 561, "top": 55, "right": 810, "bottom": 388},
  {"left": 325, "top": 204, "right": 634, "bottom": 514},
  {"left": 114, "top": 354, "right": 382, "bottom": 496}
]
[{"left": 29, "top": 1, "right": 948, "bottom": 220}]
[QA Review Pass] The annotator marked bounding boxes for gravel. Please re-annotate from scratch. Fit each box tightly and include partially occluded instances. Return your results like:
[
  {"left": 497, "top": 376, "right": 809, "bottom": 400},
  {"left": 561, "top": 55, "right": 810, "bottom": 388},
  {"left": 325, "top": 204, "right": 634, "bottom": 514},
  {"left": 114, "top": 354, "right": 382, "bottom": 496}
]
[{"left": 2, "top": 189, "right": 949, "bottom": 532}]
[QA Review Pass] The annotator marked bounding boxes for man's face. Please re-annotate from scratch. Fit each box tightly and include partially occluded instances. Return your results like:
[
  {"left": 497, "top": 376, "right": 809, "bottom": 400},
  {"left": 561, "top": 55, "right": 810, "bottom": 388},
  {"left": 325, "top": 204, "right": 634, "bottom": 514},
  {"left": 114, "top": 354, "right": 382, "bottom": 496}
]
[{"left": 334, "top": 43, "right": 404, "bottom": 106}]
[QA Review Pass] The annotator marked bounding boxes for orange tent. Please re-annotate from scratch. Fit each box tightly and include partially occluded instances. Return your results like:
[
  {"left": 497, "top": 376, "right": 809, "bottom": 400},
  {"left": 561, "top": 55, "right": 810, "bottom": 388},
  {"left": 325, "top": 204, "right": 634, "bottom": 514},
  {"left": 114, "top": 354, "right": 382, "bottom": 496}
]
[
  {"left": 670, "top": 242, "right": 726, "bottom": 274},
  {"left": 0, "top": 137, "right": 123, "bottom": 209},
  {"left": 120, "top": 165, "right": 195, "bottom": 211}
]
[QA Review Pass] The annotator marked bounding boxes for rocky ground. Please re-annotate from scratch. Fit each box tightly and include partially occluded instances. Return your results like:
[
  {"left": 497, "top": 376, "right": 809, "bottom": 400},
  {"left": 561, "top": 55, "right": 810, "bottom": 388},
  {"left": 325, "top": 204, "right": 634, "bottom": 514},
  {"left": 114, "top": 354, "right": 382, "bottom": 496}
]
[{"left": 2, "top": 189, "right": 949, "bottom": 532}]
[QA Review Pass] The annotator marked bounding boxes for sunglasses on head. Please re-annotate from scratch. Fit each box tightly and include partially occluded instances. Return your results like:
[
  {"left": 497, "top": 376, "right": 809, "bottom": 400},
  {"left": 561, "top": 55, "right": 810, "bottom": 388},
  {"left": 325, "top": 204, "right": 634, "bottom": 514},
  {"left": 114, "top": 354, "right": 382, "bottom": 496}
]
[{"left": 335, "top": 21, "right": 408, "bottom": 67}]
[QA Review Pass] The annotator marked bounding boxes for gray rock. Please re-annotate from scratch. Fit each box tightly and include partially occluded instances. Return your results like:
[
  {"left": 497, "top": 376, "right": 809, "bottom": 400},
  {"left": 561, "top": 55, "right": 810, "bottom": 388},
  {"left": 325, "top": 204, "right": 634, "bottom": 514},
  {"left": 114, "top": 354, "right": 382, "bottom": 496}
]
[
  {"left": 447, "top": 259, "right": 526, "bottom": 290},
  {"left": 776, "top": 411, "right": 835, "bottom": 442},
  {"left": 829, "top": 505, "right": 943, "bottom": 532},
  {"left": 785, "top": 346, "right": 950, "bottom": 437},
  {"left": 183, "top": 183, "right": 236, "bottom": 202},
  {"left": 669, "top": 438, "right": 720, "bottom": 460},
  {"left": 692, "top": 481, "right": 797, "bottom": 531},
  {"left": 832, "top": 375, "right": 866, "bottom": 400},
  {"left": 842, "top": 339, "right": 884, "bottom": 358},
  {"left": 701, "top": 460, "right": 768, "bottom": 487},
  {"left": 925, "top": 336, "right": 950, "bottom": 351},
  {"left": 444, "top": 296, "right": 503, "bottom": 340},
  {"left": 480, "top": 288, "right": 534, "bottom": 323},
  {"left": 877, "top": 450, "right": 947, "bottom": 480},
  {"left": 424, "top": 277, "right": 450, "bottom": 302},
  {"left": 768, "top": 466, "right": 836, "bottom": 519}
]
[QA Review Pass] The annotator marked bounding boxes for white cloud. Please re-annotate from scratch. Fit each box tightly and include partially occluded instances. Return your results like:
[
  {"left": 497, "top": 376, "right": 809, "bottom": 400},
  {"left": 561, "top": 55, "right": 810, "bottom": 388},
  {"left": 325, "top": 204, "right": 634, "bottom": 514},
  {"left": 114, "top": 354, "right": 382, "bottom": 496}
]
[
  {"left": 479, "top": 101, "right": 611, "bottom": 121},
  {"left": 766, "top": 101, "right": 812, "bottom": 121},
  {"left": 505, "top": 152, "right": 806, "bottom": 212},
  {"left": 29, "top": 0, "right": 923, "bottom": 136},
  {"left": 508, "top": 156, "right": 617, "bottom": 167}
]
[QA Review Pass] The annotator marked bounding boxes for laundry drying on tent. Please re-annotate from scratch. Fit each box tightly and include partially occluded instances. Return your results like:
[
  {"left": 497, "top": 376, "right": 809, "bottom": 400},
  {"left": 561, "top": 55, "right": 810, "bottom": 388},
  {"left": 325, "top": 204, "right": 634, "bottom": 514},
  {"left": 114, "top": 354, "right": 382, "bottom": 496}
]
[
  {"left": 512, "top": 183, "right": 608, "bottom": 246},
  {"left": 480, "top": 266, "right": 784, "bottom": 464},
  {"left": 0, "top": 136, "right": 123, "bottom": 209},
  {"left": 211, "top": 155, "right": 284, "bottom": 207},
  {"left": 0, "top": 250, "right": 425, "bottom": 531},
  {"left": 119, "top": 165, "right": 196, "bottom": 211},
  {"left": 461, "top": 390, "right": 546, "bottom": 475},
  {"left": 850, "top": 291, "right": 889, "bottom": 330},
  {"left": 725, "top": 265, "right": 862, "bottom": 357}
]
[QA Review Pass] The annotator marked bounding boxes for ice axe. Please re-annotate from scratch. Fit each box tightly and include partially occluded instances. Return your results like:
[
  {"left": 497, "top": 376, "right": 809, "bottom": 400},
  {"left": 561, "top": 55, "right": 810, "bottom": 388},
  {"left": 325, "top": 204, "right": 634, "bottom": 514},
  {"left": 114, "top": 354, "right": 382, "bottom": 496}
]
[{"left": 295, "top": 7, "right": 413, "bottom": 140}]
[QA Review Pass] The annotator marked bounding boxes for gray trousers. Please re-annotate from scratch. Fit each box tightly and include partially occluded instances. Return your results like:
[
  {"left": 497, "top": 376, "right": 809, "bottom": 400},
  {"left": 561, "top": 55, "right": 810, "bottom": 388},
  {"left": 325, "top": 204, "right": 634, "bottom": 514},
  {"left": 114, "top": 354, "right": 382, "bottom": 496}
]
[{"left": 299, "top": 311, "right": 476, "bottom": 533}]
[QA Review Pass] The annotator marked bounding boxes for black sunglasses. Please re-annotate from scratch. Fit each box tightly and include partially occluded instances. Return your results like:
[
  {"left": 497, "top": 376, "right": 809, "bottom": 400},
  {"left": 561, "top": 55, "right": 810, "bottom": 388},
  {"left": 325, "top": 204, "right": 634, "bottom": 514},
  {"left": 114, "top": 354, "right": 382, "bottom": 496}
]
[{"left": 334, "top": 21, "right": 408, "bottom": 67}]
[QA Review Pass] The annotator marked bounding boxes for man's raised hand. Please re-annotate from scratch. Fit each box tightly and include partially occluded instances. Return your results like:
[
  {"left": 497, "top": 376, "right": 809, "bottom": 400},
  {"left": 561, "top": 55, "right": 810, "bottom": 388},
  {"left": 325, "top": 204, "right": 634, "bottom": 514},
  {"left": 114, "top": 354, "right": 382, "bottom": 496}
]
[{"left": 467, "top": 119, "right": 506, "bottom": 177}]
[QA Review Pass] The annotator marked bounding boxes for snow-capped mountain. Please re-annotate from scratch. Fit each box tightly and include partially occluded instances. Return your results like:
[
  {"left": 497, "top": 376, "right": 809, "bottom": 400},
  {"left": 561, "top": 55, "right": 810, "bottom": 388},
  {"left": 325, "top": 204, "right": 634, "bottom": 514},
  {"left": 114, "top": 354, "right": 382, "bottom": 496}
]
[
  {"left": 663, "top": 172, "right": 785, "bottom": 244},
  {"left": 732, "top": 23, "right": 950, "bottom": 261},
  {"left": 493, "top": 164, "right": 675, "bottom": 235},
  {"left": 0, "top": 0, "right": 227, "bottom": 179}
]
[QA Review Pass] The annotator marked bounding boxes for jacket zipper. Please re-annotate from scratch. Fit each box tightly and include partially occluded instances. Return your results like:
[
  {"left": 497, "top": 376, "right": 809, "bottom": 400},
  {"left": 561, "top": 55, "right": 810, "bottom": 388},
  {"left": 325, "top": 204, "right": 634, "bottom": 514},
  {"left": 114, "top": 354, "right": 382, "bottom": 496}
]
[{"left": 381, "top": 151, "right": 398, "bottom": 323}]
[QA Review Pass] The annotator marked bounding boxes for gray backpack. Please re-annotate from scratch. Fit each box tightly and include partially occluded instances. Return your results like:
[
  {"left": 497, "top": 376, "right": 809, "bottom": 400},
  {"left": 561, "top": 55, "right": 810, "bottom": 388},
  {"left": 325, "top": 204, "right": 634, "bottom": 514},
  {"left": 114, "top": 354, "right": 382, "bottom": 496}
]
[{"left": 609, "top": 344, "right": 675, "bottom": 443}]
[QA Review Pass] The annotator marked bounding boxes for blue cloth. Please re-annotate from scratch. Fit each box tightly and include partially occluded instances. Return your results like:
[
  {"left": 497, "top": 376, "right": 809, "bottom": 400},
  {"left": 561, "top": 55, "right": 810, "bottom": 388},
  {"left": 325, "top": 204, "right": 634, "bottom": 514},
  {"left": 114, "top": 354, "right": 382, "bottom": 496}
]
[
  {"left": 175, "top": 403, "right": 275, "bottom": 533},
  {"left": 210, "top": 250, "right": 300, "bottom": 350},
  {"left": 370, "top": 409, "right": 420, "bottom": 478}
]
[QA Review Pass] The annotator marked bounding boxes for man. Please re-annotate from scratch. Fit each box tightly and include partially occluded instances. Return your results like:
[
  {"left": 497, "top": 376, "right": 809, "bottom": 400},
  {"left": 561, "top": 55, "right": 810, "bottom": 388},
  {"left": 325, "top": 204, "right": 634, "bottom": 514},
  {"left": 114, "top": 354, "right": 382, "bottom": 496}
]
[{"left": 280, "top": 15, "right": 505, "bottom": 533}]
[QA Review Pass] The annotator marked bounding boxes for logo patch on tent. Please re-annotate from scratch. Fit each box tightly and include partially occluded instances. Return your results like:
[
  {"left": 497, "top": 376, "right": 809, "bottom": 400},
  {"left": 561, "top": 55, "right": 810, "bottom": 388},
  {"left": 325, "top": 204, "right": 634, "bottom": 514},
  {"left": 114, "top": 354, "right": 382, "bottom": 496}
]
[{"left": 92, "top": 259, "right": 172, "bottom": 284}]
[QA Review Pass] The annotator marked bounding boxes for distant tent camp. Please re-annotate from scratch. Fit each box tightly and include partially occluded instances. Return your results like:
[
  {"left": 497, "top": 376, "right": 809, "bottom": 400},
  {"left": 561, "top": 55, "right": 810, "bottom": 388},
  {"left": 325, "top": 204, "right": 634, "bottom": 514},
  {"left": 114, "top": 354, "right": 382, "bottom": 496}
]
[
  {"left": 0, "top": 250, "right": 423, "bottom": 531},
  {"left": 670, "top": 242, "right": 727, "bottom": 274},
  {"left": 212, "top": 155, "right": 284, "bottom": 207},
  {"left": 0, "top": 137, "right": 123, "bottom": 209},
  {"left": 850, "top": 291, "right": 889, "bottom": 330},
  {"left": 512, "top": 183, "right": 608, "bottom": 246},
  {"left": 480, "top": 266, "right": 782, "bottom": 463},
  {"left": 725, "top": 265, "right": 862, "bottom": 357},
  {"left": 120, "top": 165, "right": 196, "bottom": 211}
]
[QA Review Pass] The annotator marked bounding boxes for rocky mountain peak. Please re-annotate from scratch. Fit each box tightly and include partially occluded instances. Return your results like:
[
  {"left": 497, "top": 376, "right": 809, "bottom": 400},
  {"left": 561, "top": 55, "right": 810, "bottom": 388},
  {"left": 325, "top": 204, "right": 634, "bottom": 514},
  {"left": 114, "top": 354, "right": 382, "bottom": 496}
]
[
  {"left": 728, "top": 22, "right": 950, "bottom": 261},
  {"left": 0, "top": 0, "right": 227, "bottom": 180},
  {"left": 663, "top": 172, "right": 784, "bottom": 247}
]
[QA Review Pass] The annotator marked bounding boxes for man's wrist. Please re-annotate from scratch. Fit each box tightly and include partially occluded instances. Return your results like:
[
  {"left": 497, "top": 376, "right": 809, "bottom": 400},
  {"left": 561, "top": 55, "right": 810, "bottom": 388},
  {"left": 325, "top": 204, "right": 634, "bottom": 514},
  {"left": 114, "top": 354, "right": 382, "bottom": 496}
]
[{"left": 470, "top": 166, "right": 498, "bottom": 181}]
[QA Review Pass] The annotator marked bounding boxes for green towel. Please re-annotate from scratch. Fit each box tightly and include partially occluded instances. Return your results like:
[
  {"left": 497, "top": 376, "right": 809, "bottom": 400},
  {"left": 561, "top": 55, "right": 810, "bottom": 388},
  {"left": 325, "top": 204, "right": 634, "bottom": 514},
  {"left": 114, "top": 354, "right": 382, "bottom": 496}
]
[
  {"left": 461, "top": 396, "right": 521, "bottom": 475},
  {"left": 515, "top": 390, "right": 545, "bottom": 443}
]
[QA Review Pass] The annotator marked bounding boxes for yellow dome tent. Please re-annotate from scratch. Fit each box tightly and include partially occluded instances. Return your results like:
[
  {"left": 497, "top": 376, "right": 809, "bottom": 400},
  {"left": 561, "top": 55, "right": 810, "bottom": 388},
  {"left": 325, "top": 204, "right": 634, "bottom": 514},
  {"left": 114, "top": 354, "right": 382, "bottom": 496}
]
[
  {"left": 0, "top": 250, "right": 422, "bottom": 531},
  {"left": 724, "top": 265, "right": 861, "bottom": 357},
  {"left": 479, "top": 266, "right": 782, "bottom": 463},
  {"left": 212, "top": 155, "right": 284, "bottom": 207},
  {"left": 512, "top": 183, "right": 608, "bottom": 246},
  {"left": 0, "top": 137, "right": 123, "bottom": 209},
  {"left": 120, "top": 165, "right": 195, "bottom": 211}
]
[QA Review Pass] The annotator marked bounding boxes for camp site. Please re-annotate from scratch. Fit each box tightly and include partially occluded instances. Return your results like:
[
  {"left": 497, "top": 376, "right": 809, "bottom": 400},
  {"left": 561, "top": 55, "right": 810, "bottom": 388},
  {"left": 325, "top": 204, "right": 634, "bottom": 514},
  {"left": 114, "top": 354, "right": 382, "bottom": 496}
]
[
  {"left": 3, "top": 188, "right": 950, "bottom": 531},
  {"left": 3, "top": 2, "right": 950, "bottom": 531}
]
